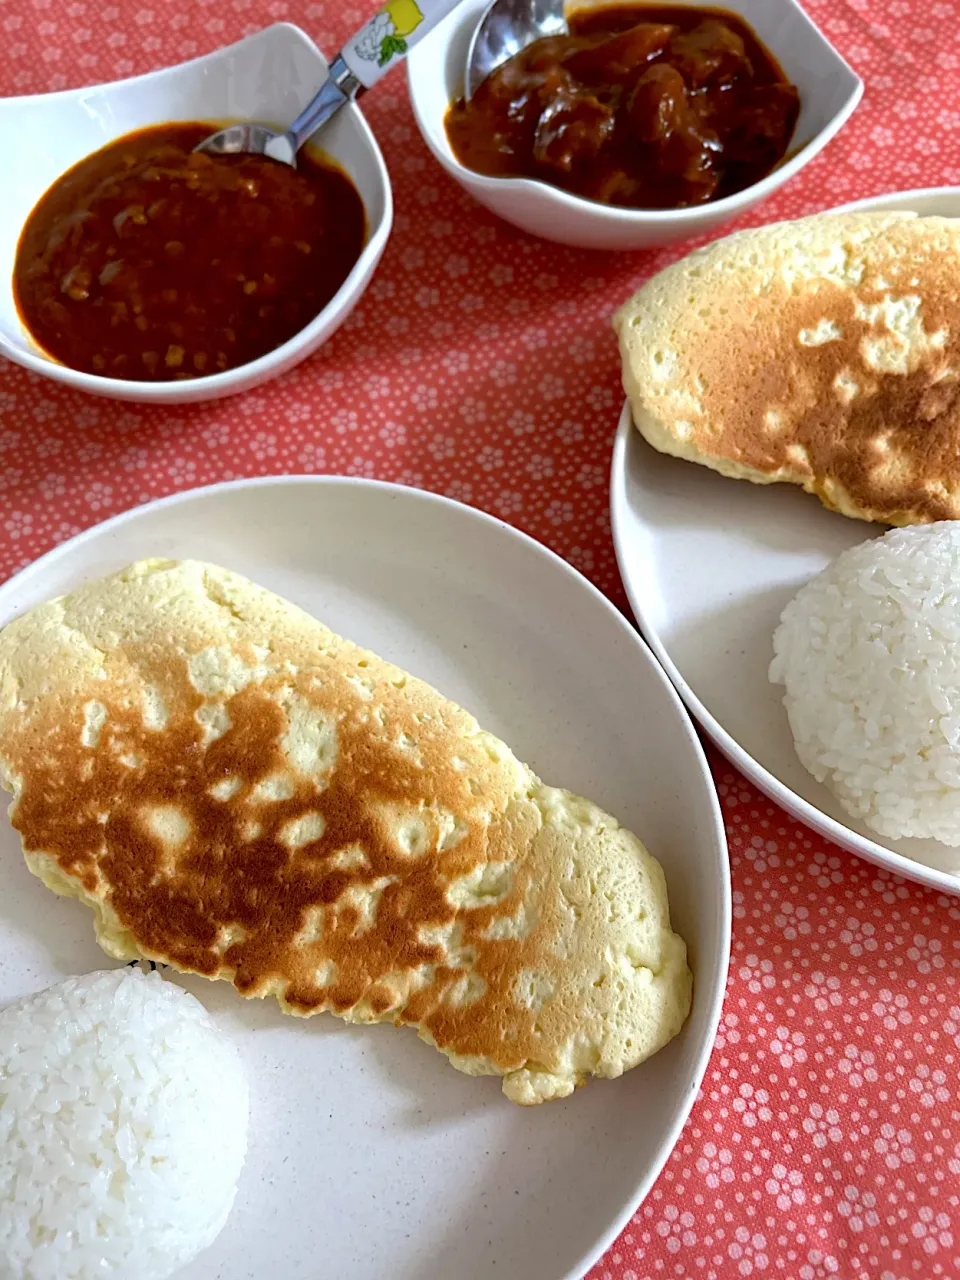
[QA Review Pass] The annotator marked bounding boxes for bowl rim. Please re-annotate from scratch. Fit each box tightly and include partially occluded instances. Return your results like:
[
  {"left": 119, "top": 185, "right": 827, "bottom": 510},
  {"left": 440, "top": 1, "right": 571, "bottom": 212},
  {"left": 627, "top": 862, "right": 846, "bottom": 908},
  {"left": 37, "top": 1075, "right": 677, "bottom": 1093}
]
[
  {"left": 0, "top": 23, "right": 393, "bottom": 402},
  {"left": 0, "top": 20, "right": 305, "bottom": 110},
  {"left": 406, "top": 0, "right": 864, "bottom": 227}
]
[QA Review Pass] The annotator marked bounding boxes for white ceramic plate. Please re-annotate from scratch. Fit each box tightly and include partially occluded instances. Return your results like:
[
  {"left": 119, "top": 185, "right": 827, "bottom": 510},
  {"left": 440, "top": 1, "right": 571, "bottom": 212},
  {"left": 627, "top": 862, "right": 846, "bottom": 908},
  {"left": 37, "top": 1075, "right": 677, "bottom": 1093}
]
[
  {"left": 610, "top": 186, "right": 960, "bottom": 896},
  {"left": 0, "top": 478, "right": 729, "bottom": 1280}
]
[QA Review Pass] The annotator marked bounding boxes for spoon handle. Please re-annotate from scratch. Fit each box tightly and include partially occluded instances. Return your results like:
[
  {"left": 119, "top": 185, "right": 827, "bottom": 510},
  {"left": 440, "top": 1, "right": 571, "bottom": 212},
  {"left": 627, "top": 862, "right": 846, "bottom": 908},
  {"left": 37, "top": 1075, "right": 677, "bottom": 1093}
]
[
  {"left": 284, "top": 0, "right": 464, "bottom": 156},
  {"left": 340, "top": 0, "right": 466, "bottom": 90},
  {"left": 284, "top": 57, "right": 358, "bottom": 155}
]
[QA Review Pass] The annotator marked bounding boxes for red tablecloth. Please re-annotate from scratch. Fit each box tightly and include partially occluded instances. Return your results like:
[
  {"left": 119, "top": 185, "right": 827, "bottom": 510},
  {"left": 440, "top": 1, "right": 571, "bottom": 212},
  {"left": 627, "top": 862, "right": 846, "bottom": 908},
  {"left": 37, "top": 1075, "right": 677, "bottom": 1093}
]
[{"left": 4, "top": 3, "right": 960, "bottom": 1276}]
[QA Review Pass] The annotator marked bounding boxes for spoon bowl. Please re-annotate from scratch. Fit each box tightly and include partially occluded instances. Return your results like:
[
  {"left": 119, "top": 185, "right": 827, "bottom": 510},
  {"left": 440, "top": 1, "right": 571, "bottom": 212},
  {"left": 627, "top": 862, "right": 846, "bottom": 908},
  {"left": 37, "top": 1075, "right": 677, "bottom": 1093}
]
[
  {"left": 195, "top": 57, "right": 358, "bottom": 167},
  {"left": 195, "top": 121, "right": 297, "bottom": 166},
  {"left": 464, "top": 0, "right": 565, "bottom": 98}
]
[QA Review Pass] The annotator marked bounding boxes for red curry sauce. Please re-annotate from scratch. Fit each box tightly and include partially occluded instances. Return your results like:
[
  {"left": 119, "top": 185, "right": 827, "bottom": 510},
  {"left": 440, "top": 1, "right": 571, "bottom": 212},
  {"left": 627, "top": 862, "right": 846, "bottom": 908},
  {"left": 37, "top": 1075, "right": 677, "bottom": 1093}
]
[
  {"left": 445, "top": 5, "right": 800, "bottom": 209},
  {"left": 13, "top": 122, "right": 366, "bottom": 382}
]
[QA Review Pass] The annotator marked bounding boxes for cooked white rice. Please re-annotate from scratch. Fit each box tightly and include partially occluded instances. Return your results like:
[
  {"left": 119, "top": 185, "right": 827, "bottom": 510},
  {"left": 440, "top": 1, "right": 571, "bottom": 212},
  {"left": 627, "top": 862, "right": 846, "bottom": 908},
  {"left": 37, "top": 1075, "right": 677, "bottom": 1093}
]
[
  {"left": 771, "top": 522, "right": 960, "bottom": 845},
  {"left": 0, "top": 968, "right": 248, "bottom": 1280}
]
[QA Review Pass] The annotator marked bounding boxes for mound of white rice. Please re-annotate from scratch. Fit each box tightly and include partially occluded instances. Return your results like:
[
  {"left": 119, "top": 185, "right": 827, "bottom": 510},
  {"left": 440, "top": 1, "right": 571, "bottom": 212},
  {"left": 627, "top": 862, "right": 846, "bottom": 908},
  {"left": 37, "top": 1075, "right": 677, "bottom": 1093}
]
[
  {"left": 771, "top": 522, "right": 960, "bottom": 845},
  {"left": 0, "top": 968, "right": 248, "bottom": 1280}
]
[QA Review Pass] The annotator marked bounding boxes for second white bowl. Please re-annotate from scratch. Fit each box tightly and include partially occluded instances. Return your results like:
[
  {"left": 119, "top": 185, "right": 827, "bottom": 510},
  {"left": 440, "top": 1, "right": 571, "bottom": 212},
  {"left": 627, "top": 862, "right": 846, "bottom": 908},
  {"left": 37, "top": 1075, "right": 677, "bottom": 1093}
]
[{"left": 407, "top": 0, "right": 863, "bottom": 250}]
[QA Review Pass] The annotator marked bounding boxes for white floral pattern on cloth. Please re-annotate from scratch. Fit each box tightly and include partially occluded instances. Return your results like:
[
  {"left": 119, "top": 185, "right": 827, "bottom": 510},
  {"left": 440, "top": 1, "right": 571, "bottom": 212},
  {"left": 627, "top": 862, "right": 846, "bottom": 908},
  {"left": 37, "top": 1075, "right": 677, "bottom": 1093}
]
[{"left": 3, "top": 2, "right": 960, "bottom": 1275}]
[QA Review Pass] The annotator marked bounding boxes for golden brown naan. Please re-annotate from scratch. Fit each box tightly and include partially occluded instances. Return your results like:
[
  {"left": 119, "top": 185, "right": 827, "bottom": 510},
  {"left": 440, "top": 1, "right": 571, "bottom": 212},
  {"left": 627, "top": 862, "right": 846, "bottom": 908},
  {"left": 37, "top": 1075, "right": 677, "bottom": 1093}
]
[
  {"left": 0, "top": 560, "right": 691, "bottom": 1104},
  {"left": 614, "top": 211, "right": 960, "bottom": 525}
]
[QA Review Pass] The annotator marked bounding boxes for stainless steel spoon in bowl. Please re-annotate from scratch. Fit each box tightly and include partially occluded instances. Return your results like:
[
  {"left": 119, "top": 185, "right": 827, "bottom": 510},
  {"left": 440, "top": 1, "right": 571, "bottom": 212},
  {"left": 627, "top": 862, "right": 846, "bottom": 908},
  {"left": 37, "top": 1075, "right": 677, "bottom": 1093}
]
[
  {"left": 464, "top": 0, "right": 565, "bottom": 99},
  {"left": 198, "top": 0, "right": 468, "bottom": 167}
]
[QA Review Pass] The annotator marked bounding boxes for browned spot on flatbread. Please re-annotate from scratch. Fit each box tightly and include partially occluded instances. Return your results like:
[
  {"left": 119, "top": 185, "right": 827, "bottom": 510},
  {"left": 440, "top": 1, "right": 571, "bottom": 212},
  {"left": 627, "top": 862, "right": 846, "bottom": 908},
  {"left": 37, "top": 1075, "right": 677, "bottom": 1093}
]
[
  {"left": 693, "top": 284, "right": 960, "bottom": 523},
  {"left": 6, "top": 648, "right": 550, "bottom": 1067}
]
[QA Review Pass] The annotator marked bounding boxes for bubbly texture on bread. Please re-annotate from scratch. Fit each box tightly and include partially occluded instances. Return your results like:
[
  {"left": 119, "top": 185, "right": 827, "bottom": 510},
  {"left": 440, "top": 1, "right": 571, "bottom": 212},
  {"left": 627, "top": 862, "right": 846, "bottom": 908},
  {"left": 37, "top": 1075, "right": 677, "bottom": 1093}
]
[
  {"left": 0, "top": 560, "right": 690, "bottom": 1105},
  {"left": 614, "top": 211, "right": 960, "bottom": 526}
]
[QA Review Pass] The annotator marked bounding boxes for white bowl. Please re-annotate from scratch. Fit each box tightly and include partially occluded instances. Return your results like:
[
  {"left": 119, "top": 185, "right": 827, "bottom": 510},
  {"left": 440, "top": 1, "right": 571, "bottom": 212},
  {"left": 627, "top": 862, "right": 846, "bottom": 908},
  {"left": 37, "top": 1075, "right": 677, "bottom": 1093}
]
[
  {"left": 0, "top": 24, "right": 393, "bottom": 404},
  {"left": 407, "top": 0, "right": 862, "bottom": 250}
]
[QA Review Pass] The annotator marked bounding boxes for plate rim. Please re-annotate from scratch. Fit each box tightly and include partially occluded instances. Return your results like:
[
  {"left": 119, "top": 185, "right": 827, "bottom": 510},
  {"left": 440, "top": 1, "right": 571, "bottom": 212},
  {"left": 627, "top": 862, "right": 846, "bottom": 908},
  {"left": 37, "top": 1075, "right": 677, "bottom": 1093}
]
[
  {"left": 0, "top": 474, "right": 732, "bottom": 1280},
  {"left": 610, "top": 179, "right": 960, "bottom": 903}
]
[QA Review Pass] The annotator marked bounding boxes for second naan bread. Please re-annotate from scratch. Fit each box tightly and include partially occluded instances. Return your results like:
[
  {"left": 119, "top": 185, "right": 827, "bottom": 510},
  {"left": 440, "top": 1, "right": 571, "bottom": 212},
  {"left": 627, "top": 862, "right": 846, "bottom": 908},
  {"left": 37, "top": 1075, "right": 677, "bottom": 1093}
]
[{"left": 614, "top": 211, "right": 960, "bottom": 525}]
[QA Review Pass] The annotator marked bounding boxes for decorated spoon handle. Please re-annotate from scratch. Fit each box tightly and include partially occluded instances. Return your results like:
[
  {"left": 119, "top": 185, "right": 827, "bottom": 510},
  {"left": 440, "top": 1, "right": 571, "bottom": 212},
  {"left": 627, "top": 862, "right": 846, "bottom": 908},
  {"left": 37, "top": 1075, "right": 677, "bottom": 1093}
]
[
  {"left": 283, "top": 0, "right": 463, "bottom": 155},
  {"left": 341, "top": 0, "right": 465, "bottom": 89}
]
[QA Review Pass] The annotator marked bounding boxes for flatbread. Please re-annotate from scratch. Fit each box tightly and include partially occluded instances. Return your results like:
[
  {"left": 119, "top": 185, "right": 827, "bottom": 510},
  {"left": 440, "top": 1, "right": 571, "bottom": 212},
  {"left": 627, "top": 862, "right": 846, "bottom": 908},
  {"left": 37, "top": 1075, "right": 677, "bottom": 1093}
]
[
  {"left": 614, "top": 211, "right": 960, "bottom": 525},
  {"left": 0, "top": 559, "right": 691, "bottom": 1105}
]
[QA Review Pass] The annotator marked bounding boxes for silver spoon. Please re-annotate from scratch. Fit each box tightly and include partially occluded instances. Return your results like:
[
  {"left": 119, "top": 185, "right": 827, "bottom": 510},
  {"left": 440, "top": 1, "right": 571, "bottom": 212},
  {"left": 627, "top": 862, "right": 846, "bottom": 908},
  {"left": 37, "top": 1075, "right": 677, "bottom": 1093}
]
[
  {"left": 198, "top": 0, "right": 468, "bottom": 167},
  {"left": 464, "top": 0, "right": 565, "bottom": 100}
]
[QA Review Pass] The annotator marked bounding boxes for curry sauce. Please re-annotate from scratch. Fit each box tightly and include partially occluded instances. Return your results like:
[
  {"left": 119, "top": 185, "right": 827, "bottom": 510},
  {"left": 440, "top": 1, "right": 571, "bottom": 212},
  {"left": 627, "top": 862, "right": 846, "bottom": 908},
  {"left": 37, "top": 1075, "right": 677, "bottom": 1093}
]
[
  {"left": 14, "top": 122, "right": 366, "bottom": 382},
  {"left": 445, "top": 5, "right": 799, "bottom": 210}
]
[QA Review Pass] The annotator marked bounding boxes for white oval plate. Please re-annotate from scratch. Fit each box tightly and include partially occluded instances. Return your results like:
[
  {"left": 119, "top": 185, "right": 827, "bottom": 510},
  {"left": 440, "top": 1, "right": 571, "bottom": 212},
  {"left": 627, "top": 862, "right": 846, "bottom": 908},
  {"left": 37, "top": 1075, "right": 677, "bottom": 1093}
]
[
  {"left": 610, "top": 186, "right": 960, "bottom": 896},
  {"left": 0, "top": 478, "right": 729, "bottom": 1280}
]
